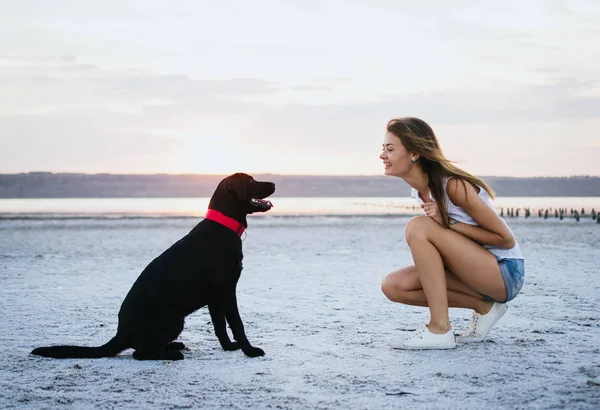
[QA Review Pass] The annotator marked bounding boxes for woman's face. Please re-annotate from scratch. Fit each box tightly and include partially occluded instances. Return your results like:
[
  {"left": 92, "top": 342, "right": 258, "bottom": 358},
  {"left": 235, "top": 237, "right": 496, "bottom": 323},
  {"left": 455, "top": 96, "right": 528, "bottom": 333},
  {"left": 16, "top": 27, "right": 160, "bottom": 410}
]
[{"left": 380, "top": 132, "right": 415, "bottom": 176}]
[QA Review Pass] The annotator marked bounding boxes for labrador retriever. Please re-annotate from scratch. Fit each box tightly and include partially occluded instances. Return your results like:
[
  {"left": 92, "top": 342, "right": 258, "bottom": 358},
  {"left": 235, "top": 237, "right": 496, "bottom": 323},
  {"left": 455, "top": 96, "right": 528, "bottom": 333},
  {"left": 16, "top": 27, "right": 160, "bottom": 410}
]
[{"left": 31, "top": 173, "right": 275, "bottom": 360}]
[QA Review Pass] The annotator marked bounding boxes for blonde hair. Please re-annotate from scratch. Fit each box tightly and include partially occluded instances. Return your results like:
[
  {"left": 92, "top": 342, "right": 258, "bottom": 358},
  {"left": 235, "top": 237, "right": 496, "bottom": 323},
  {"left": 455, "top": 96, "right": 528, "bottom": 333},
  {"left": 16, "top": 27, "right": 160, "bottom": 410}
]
[{"left": 387, "top": 117, "right": 495, "bottom": 227}]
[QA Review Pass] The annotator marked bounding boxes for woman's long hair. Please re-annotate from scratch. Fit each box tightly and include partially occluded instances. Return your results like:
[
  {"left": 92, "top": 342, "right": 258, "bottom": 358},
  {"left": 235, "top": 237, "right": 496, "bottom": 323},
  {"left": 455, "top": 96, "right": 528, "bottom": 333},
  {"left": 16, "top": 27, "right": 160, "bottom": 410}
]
[{"left": 387, "top": 117, "right": 495, "bottom": 228}]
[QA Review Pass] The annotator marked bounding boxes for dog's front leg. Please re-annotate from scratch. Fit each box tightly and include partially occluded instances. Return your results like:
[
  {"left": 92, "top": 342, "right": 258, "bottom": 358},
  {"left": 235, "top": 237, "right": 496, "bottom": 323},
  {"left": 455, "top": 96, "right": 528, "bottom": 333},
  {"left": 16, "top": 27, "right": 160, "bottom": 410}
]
[
  {"left": 208, "top": 304, "right": 241, "bottom": 351},
  {"left": 222, "top": 292, "right": 265, "bottom": 357}
]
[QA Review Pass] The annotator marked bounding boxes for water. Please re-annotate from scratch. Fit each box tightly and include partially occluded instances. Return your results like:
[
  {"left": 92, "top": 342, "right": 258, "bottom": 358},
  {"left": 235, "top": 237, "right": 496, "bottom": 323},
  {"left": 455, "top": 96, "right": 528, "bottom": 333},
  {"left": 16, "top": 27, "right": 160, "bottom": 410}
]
[{"left": 0, "top": 197, "right": 599, "bottom": 218}]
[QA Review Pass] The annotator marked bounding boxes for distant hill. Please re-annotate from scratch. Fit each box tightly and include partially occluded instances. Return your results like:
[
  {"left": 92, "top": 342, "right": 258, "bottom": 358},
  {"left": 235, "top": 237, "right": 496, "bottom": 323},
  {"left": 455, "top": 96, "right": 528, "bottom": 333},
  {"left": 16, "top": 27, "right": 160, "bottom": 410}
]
[{"left": 0, "top": 173, "right": 598, "bottom": 198}]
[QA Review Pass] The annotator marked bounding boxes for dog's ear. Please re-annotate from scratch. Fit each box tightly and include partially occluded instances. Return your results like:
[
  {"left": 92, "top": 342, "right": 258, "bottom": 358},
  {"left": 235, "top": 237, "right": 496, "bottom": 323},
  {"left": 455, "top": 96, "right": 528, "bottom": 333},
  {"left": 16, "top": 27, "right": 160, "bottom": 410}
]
[{"left": 226, "top": 174, "right": 249, "bottom": 201}]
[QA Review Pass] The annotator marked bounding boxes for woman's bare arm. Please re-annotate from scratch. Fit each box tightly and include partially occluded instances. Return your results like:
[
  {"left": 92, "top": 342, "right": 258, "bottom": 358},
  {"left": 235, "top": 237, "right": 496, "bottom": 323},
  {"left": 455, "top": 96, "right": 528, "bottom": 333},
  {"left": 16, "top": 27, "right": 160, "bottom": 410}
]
[{"left": 446, "top": 178, "right": 516, "bottom": 249}]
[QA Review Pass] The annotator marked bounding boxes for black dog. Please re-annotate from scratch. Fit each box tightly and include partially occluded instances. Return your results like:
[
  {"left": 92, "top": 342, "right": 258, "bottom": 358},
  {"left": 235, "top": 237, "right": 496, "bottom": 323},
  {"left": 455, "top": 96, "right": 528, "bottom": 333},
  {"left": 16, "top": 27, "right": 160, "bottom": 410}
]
[{"left": 31, "top": 173, "right": 275, "bottom": 360}]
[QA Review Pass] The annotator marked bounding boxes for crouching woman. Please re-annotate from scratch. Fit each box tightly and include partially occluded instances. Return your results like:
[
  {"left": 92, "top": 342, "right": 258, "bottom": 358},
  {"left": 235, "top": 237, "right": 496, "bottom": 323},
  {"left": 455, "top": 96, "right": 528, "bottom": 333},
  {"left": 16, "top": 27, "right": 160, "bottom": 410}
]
[{"left": 380, "top": 117, "right": 524, "bottom": 350}]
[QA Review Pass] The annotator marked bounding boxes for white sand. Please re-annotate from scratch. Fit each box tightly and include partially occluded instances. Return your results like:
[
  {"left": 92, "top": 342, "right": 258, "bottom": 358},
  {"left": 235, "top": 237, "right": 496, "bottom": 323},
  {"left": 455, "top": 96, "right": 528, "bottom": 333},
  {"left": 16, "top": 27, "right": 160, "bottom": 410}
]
[{"left": 1, "top": 216, "right": 599, "bottom": 409}]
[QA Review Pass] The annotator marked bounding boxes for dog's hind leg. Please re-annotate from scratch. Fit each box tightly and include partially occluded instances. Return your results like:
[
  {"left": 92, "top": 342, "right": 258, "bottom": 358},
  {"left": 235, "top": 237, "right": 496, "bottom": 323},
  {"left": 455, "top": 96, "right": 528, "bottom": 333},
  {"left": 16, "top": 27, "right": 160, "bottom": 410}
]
[
  {"left": 131, "top": 312, "right": 185, "bottom": 361},
  {"left": 165, "top": 342, "right": 186, "bottom": 350}
]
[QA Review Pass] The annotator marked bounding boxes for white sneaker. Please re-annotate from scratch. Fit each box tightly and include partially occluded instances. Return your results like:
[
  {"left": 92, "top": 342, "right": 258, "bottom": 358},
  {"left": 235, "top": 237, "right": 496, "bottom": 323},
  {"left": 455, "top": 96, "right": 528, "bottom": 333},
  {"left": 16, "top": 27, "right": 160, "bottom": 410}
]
[
  {"left": 389, "top": 326, "right": 456, "bottom": 350},
  {"left": 458, "top": 302, "right": 508, "bottom": 343}
]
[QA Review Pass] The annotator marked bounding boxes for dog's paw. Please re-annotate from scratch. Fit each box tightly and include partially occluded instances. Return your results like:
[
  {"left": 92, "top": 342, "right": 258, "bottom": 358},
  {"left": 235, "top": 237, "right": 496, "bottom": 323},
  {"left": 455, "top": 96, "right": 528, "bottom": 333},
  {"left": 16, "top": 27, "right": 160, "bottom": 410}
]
[
  {"left": 223, "top": 342, "right": 241, "bottom": 351},
  {"left": 242, "top": 347, "right": 265, "bottom": 358}
]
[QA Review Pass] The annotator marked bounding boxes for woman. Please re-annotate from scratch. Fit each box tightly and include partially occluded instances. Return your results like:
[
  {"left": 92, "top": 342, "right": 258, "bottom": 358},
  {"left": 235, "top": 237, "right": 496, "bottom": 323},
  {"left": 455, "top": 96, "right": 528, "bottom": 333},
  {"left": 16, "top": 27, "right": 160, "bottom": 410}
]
[{"left": 380, "top": 117, "right": 524, "bottom": 350}]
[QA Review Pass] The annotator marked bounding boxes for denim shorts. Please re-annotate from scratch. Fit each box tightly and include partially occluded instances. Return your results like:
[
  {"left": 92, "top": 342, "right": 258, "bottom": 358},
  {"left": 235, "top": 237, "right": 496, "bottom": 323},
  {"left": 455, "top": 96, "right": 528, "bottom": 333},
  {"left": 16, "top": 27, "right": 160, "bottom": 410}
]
[{"left": 484, "top": 258, "right": 525, "bottom": 303}]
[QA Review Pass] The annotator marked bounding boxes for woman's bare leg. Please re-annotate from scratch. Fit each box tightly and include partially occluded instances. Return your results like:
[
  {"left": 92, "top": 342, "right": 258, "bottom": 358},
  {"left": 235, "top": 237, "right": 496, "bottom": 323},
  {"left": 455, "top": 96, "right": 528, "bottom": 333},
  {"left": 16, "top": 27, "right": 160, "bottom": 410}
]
[
  {"left": 381, "top": 266, "right": 490, "bottom": 314},
  {"left": 400, "top": 216, "right": 506, "bottom": 334}
]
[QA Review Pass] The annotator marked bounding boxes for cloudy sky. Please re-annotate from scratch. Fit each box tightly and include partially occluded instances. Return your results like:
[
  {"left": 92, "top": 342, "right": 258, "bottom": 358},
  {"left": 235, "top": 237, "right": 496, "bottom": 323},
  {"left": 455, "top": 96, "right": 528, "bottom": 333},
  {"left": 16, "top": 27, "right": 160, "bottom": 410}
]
[{"left": 1, "top": 0, "right": 599, "bottom": 176}]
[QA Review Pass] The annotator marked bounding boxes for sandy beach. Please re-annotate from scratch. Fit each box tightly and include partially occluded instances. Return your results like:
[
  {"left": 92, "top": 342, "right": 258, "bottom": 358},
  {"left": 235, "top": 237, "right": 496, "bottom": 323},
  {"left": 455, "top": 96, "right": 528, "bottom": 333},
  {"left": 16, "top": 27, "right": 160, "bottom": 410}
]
[{"left": 1, "top": 215, "right": 599, "bottom": 409}]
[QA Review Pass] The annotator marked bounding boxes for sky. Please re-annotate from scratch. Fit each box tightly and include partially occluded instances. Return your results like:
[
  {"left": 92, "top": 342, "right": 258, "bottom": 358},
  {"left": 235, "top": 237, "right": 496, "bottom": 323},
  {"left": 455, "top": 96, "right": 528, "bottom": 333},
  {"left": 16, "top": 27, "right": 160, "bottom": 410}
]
[{"left": 1, "top": 0, "right": 599, "bottom": 177}]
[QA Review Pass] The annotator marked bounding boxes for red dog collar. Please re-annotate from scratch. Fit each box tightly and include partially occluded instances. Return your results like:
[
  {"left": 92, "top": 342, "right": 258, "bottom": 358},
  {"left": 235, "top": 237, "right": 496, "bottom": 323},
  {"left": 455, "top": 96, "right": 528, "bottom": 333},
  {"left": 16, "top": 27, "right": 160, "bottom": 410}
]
[{"left": 204, "top": 209, "right": 245, "bottom": 237}]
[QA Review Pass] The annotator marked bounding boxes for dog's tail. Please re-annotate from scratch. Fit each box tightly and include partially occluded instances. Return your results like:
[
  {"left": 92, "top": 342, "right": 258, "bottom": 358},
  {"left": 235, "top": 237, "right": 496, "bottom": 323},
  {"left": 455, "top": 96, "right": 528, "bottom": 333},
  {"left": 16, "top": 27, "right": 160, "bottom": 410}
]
[{"left": 31, "top": 335, "right": 127, "bottom": 359}]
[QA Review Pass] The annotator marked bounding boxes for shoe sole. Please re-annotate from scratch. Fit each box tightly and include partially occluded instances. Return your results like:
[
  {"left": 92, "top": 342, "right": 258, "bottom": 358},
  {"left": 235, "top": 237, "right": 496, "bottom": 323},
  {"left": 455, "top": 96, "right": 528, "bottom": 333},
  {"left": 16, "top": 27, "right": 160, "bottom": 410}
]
[
  {"left": 389, "top": 339, "right": 457, "bottom": 350},
  {"left": 458, "top": 304, "right": 508, "bottom": 343},
  {"left": 393, "top": 344, "right": 457, "bottom": 350}
]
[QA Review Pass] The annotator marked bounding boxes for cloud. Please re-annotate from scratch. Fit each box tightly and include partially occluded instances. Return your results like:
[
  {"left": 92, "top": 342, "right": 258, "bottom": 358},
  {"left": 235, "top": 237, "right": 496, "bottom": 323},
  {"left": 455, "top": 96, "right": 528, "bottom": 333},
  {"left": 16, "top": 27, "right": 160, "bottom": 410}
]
[
  {"left": 0, "top": 56, "right": 280, "bottom": 122},
  {"left": 248, "top": 76, "right": 600, "bottom": 143},
  {"left": 0, "top": 56, "right": 278, "bottom": 101},
  {"left": 1, "top": 54, "right": 600, "bottom": 176}
]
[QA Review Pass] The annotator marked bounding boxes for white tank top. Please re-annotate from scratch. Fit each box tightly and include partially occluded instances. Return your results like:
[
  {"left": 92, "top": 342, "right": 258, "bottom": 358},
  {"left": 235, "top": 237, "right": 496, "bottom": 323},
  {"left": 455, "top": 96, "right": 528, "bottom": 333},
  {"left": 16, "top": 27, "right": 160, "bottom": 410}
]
[{"left": 410, "top": 178, "right": 524, "bottom": 260}]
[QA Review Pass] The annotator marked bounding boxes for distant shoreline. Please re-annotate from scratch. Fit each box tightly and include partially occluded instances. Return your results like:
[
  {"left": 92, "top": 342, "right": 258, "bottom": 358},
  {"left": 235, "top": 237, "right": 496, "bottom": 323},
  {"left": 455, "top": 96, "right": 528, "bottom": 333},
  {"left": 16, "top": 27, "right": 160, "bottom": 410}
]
[{"left": 1, "top": 173, "right": 599, "bottom": 198}]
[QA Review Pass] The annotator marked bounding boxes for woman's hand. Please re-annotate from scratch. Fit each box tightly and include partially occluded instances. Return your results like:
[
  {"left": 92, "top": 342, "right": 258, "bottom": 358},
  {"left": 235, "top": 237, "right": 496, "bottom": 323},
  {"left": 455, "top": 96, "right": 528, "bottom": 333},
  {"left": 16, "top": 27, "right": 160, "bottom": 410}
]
[{"left": 421, "top": 201, "right": 444, "bottom": 226}]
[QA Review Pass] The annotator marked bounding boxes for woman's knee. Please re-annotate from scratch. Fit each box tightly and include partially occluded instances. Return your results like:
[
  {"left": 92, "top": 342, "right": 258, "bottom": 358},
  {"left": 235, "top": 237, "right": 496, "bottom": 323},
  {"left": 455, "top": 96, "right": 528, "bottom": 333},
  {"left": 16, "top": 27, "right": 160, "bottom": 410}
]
[
  {"left": 381, "top": 275, "right": 396, "bottom": 300},
  {"left": 405, "top": 215, "right": 433, "bottom": 245},
  {"left": 381, "top": 268, "right": 418, "bottom": 301}
]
